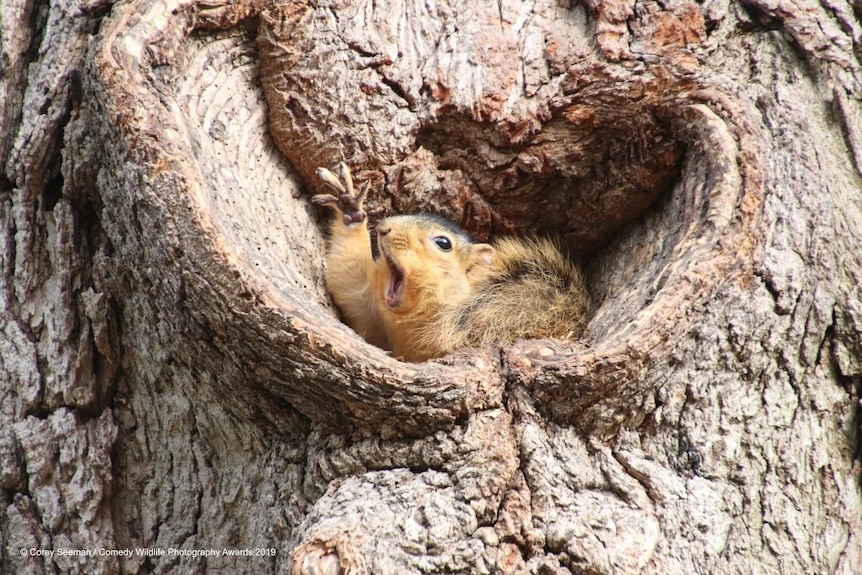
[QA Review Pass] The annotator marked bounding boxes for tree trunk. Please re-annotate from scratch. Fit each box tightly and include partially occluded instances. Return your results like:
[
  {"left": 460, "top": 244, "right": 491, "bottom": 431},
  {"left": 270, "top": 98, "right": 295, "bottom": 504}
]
[{"left": 2, "top": 0, "right": 860, "bottom": 573}]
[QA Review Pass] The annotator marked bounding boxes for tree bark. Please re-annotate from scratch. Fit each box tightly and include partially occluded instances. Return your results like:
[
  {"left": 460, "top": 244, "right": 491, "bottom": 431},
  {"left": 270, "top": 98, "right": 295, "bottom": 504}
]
[{"left": 1, "top": 0, "right": 860, "bottom": 574}]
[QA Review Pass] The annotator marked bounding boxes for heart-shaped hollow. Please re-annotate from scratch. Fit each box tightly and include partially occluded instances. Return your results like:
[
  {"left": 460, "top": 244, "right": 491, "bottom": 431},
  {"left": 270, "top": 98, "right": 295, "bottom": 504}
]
[
  {"left": 92, "top": 1, "right": 760, "bottom": 435},
  {"left": 292, "top": 76, "right": 695, "bottom": 362}
]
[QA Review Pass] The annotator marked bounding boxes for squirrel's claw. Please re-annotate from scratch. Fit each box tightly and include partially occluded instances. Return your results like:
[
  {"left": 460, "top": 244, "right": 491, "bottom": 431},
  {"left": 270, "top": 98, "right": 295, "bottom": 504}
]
[
  {"left": 313, "top": 163, "right": 368, "bottom": 225},
  {"left": 354, "top": 180, "right": 369, "bottom": 206},
  {"left": 316, "top": 166, "right": 346, "bottom": 194},
  {"left": 311, "top": 193, "right": 340, "bottom": 206},
  {"left": 336, "top": 162, "right": 354, "bottom": 196}
]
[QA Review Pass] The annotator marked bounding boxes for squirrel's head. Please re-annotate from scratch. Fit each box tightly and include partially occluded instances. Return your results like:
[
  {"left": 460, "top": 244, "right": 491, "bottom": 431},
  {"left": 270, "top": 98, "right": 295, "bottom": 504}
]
[{"left": 373, "top": 214, "right": 495, "bottom": 316}]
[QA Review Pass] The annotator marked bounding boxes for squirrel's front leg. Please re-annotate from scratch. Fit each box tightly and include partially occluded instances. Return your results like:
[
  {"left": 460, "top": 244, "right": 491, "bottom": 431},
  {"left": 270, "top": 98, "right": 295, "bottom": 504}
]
[{"left": 313, "top": 163, "right": 388, "bottom": 350}]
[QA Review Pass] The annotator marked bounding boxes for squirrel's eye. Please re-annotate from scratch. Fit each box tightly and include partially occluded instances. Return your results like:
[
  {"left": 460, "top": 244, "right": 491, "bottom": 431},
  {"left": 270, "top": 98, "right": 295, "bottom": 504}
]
[{"left": 432, "top": 236, "right": 452, "bottom": 252}]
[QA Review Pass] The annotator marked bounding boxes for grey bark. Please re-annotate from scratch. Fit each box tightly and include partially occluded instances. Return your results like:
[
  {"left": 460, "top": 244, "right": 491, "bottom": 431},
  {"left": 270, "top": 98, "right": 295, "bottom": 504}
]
[{"left": 1, "top": 0, "right": 860, "bottom": 574}]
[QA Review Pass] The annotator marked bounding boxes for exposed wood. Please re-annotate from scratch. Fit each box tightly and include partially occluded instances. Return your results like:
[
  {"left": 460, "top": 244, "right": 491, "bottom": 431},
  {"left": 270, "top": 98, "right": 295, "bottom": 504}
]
[{"left": 1, "top": 0, "right": 860, "bottom": 574}]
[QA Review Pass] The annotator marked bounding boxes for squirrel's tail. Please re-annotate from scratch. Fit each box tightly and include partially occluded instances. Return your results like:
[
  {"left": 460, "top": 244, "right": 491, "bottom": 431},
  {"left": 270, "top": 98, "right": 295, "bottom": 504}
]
[{"left": 421, "top": 238, "right": 592, "bottom": 353}]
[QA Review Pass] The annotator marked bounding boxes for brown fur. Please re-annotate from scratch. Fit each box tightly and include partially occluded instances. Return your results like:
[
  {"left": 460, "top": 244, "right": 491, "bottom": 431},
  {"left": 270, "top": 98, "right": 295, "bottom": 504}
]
[
  {"left": 313, "top": 164, "right": 592, "bottom": 362},
  {"left": 419, "top": 237, "right": 592, "bottom": 357}
]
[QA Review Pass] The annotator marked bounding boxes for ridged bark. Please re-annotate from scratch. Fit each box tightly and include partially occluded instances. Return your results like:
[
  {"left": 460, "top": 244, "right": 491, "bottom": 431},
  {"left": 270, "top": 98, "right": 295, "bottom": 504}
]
[{"left": 1, "top": 0, "right": 860, "bottom": 574}]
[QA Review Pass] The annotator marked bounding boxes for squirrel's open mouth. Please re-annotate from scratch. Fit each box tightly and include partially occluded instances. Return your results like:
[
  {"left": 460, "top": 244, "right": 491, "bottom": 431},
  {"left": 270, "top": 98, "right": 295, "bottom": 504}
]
[{"left": 384, "top": 254, "right": 405, "bottom": 308}]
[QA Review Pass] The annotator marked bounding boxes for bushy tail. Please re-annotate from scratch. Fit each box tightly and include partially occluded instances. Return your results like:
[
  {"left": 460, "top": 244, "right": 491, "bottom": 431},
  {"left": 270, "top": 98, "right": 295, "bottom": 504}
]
[{"left": 420, "top": 238, "right": 592, "bottom": 353}]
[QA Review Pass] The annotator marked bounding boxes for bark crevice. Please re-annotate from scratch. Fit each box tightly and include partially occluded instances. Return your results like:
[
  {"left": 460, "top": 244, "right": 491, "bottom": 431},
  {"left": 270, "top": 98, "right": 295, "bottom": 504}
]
[{"left": 3, "top": 0, "right": 860, "bottom": 573}]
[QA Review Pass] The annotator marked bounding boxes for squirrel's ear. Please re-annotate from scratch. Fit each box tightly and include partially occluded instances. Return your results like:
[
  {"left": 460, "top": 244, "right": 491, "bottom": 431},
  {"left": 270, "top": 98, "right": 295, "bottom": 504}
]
[{"left": 470, "top": 243, "right": 496, "bottom": 267}]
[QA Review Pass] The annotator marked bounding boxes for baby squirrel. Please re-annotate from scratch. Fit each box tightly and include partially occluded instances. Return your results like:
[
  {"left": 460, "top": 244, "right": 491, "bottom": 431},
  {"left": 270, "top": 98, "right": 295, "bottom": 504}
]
[{"left": 312, "top": 163, "right": 592, "bottom": 362}]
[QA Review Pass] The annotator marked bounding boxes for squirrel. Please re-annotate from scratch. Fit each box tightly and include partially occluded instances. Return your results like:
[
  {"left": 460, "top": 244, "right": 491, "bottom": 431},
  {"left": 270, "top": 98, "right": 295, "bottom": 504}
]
[{"left": 311, "top": 163, "right": 592, "bottom": 362}]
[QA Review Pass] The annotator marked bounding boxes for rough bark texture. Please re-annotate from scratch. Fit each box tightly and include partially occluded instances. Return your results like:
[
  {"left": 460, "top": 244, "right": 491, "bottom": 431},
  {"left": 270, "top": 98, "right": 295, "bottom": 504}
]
[{"left": 1, "top": 0, "right": 860, "bottom": 574}]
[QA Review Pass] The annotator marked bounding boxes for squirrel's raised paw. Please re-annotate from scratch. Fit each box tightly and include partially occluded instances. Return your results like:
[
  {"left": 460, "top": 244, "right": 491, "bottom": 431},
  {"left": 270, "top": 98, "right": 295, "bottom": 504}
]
[{"left": 313, "top": 163, "right": 369, "bottom": 225}]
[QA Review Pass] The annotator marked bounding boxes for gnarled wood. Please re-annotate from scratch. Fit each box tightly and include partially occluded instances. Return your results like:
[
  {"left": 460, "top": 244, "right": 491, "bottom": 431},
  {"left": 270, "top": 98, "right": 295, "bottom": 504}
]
[
  {"left": 87, "top": 0, "right": 503, "bottom": 437},
  {"left": 1, "top": 0, "right": 860, "bottom": 574}
]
